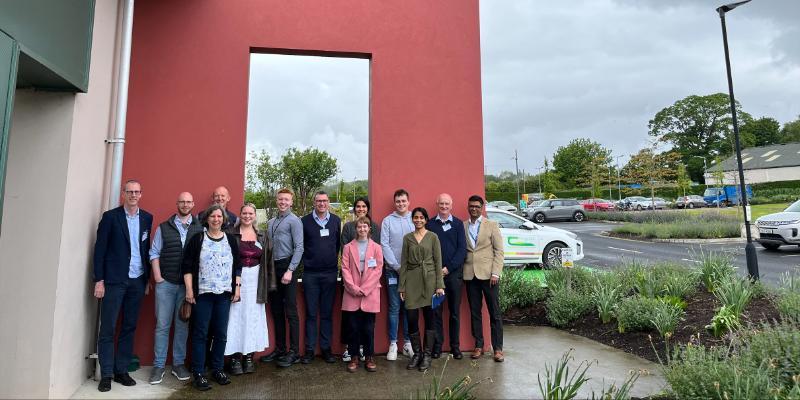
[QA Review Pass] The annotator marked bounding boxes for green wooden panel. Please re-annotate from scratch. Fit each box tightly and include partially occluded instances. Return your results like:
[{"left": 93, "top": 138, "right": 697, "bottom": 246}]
[
  {"left": 0, "top": 31, "right": 19, "bottom": 233},
  {"left": 0, "top": 0, "right": 94, "bottom": 92}
]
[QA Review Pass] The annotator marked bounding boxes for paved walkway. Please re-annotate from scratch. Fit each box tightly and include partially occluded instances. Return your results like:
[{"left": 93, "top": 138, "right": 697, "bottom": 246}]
[{"left": 71, "top": 325, "right": 668, "bottom": 399}]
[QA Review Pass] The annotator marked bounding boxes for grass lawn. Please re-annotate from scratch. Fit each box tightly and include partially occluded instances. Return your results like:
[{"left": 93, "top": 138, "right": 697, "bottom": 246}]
[{"left": 684, "top": 202, "right": 790, "bottom": 221}]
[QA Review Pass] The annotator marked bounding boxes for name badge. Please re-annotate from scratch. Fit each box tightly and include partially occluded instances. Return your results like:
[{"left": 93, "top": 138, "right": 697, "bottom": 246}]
[
  {"left": 442, "top": 224, "right": 451, "bottom": 232},
  {"left": 320, "top": 229, "right": 330, "bottom": 237},
  {"left": 141, "top": 231, "right": 148, "bottom": 241},
  {"left": 255, "top": 241, "right": 263, "bottom": 249},
  {"left": 388, "top": 277, "right": 398, "bottom": 285},
  {"left": 367, "top": 258, "right": 377, "bottom": 268}
]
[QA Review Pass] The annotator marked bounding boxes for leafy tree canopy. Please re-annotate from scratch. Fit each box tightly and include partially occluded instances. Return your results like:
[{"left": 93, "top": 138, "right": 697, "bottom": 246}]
[
  {"left": 740, "top": 116, "right": 781, "bottom": 147},
  {"left": 552, "top": 138, "right": 611, "bottom": 187}
]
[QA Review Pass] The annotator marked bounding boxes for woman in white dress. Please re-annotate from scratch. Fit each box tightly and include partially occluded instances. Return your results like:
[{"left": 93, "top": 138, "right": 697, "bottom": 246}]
[{"left": 224, "top": 203, "right": 276, "bottom": 374}]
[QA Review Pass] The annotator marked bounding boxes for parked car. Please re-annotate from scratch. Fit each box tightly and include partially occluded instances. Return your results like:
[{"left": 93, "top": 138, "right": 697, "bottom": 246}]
[
  {"left": 619, "top": 196, "right": 648, "bottom": 211},
  {"left": 580, "top": 198, "right": 615, "bottom": 211},
  {"left": 528, "top": 199, "right": 585, "bottom": 223},
  {"left": 675, "top": 195, "right": 706, "bottom": 209},
  {"left": 646, "top": 197, "right": 668, "bottom": 210},
  {"left": 703, "top": 185, "right": 753, "bottom": 207},
  {"left": 488, "top": 200, "right": 517, "bottom": 213},
  {"left": 485, "top": 207, "right": 584, "bottom": 268},
  {"left": 521, "top": 200, "right": 545, "bottom": 218},
  {"left": 755, "top": 199, "right": 800, "bottom": 251}
]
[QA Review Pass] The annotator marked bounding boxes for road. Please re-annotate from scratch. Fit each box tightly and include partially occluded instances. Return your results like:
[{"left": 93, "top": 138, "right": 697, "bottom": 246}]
[{"left": 545, "top": 221, "right": 800, "bottom": 284}]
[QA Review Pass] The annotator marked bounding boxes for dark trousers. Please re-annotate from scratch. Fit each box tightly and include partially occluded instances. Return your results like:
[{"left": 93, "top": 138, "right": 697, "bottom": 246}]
[
  {"left": 191, "top": 292, "right": 231, "bottom": 374},
  {"left": 98, "top": 276, "right": 146, "bottom": 378},
  {"left": 346, "top": 310, "right": 376, "bottom": 357},
  {"left": 268, "top": 259, "right": 300, "bottom": 353},
  {"left": 433, "top": 272, "right": 463, "bottom": 350},
  {"left": 407, "top": 306, "right": 434, "bottom": 336},
  {"left": 466, "top": 278, "right": 503, "bottom": 350},
  {"left": 302, "top": 270, "right": 338, "bottom": 351}
]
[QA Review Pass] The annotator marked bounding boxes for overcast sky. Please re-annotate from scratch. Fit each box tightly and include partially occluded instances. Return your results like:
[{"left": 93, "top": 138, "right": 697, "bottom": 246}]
[{"left": 246, "top": 0, "right": 799, "bottom": 181}]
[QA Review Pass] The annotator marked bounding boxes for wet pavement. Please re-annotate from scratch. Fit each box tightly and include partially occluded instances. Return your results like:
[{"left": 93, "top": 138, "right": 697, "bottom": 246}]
[{"left": 71, "top": 325, "right": 667, "bottom": 399}]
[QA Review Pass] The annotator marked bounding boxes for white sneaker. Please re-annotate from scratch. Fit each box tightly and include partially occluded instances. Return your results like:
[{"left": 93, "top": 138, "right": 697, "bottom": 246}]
[
  {"left": 403, "top": 342, "right": 414, "bottom": 358},
  {"left": 387, "top": 343, "right": 398, "bottom": 361},
  {"left": 341, "top": 350, "right": 351, "bottom": 362}
]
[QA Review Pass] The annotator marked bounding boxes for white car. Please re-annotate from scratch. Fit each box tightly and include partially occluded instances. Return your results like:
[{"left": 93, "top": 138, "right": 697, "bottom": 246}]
[
  {"left": 488, "top": 200, "right": 517, "bottom": 213},
  {"left": 485, "top": 207, "right": 584, "bottom": 268},
  {"left": 755, "top": 199, "right": 800, "bottom": 250}
]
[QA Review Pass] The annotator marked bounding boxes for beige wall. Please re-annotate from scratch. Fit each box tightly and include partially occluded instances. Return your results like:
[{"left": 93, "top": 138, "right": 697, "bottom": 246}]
[
  {"left": 704, "top": 166, "right": 800, "bottom": 185},
  {"left": 0, "top": 0, "right": 121, "bottom": 398}
]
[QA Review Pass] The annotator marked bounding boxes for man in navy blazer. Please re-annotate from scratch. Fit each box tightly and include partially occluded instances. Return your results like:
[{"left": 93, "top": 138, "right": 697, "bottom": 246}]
[{"left": 93, "top": 180, "right": 153, "bottom": 392}]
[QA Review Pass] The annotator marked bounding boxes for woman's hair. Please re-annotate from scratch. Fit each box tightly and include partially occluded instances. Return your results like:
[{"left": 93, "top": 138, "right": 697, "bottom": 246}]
[
  {"left": 354, "top": 197, "right": 371, "bottom": 216},
  {"left": 355, "top": 215, "right": 372, "bottom": 229},
  {"left": 202, "top": 204, "right": 228, "bottom": 228},
  {"left": 411, "top": 206, "right": 429, "bottom": 222},
  {"left": 233, "top": 203, "right": 258, "bottom": 230}
]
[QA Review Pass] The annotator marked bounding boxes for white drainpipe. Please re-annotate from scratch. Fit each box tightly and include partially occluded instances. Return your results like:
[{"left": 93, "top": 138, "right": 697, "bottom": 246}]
[{"left": 106, "top": 0, "right": 135, "bottom": 209}]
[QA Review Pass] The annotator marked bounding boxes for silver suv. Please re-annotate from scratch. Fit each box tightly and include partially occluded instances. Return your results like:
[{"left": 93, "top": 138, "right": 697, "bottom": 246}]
[
  {"left": 755, "top": 199, "right": 800, "bottom": 250},
  {"left": 529, "top": 199, "right": 586, "bottom": 223}
]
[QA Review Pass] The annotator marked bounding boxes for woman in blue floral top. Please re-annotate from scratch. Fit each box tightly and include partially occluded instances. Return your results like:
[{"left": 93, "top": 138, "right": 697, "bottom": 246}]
[{"left": 182, "top": 205, "right": 242, "bottom": 391}]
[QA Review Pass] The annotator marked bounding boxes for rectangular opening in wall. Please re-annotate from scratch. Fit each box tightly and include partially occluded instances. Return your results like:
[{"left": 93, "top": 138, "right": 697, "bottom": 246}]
[{"left": 245, "top": 51, "right": 370, "bottom": 220}]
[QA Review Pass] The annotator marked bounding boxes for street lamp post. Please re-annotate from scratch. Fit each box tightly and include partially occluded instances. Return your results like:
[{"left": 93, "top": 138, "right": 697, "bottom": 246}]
[
  {"left": 717, "top": 0, "right": 758, "bottom": 280},
  {"left": 615, "top": 155, "right": 624, "bottom": 202}
]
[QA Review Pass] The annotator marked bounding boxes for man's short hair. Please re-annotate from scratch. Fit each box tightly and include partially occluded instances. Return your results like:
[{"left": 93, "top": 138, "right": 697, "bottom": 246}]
[
  {"left": 314, "top": 190, "right": 328, "bottom": 199},
  {"left": 277, "top": 188, "right": 294, "bottom": 197},
  {"left": 468, "top": 195, "right": 484, "bottom": 205},
  {"left": 124, "top": 179, "right": 141, "bottom": 188},
  {"left": 393, "top": 189, "right": 409, "bottom": 200}
]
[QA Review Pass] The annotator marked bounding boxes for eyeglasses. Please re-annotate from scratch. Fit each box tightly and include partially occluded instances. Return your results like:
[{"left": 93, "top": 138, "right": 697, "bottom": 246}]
[
  {"left": 177, "top": 201, "right": 194, "bottom": 205},
  {"left": 125, "top": 190, "right": 142, "bottom": 195},
  {"left": 468, "top": 205, "right": 483, "bottom": 209}
]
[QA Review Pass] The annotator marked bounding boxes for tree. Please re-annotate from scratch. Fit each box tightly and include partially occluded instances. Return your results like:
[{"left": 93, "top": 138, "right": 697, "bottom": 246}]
[
  {"left": 578, "top": 155, "right": 609, "bottom": 198},
  {"left": 280, "top": 147, "right": 339, "bottom": 213},
  {"left": 552, "top": 138, "right": 611, "bottom": 187},
  {"left": 780, "top": 115, "right": 800, "bottom": 144},
  {"left": 622, "top": 147, "right": 680, "bottom": 205},
  {"left": 648, "top": 93, "right": 752, "bottom": 182},
  {"left": 245, "top": 150, "right": 282, "bottom": 210},
  {"left": 676, "top": 164, "right": 691, "bottom": 197},
  {"left": 740, "top": 117, "right": 781, "bottom": 147}
]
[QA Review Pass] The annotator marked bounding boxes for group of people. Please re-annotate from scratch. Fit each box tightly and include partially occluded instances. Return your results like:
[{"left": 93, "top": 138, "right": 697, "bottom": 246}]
[{"left": 92, "top": 182, "right": 505, "bottom": 393}]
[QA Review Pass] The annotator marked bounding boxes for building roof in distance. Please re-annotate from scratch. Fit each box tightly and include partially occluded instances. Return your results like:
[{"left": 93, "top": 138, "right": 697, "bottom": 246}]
[{"left": 708, "top": 142, "right": 800, "bottom": 172}]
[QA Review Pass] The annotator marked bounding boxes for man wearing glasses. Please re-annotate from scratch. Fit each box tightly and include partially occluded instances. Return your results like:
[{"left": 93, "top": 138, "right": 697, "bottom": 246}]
[
  {"left": 299, "top": 191, "right": 341, "bottom": 363},
  {"left": 93, "top": 180, "right": 154, "bottom": 392},
  {"left": 147, "top": 192, "right": 203, "bottom": 384}
]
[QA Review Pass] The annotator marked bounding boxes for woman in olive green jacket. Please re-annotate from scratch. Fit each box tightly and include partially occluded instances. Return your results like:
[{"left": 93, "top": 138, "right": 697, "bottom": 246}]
[{"left": 399, "top": 207, "right": 444, "bottom": 372}]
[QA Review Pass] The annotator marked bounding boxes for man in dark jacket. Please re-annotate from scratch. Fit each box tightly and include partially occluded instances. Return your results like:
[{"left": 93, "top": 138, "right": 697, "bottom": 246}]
[
  {"left": 426, "top": 193, "right": 467, "bottom": 359},
  {"left": 147, "top": 192, "right": 203, "bottom": 384},
  {"left": 93, "top": 180, "right": 153, "bottom": 392}
]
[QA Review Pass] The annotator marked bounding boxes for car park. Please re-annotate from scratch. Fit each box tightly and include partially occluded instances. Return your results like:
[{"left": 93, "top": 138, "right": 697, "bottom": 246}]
[
  {"left": 580, "top": 198, "right": 615, "bottom": 211},
  {"left": 528, "top": 199, "right": 585, "bottom": 223},
  {"left": 755, "top": 199, "right": 800, "bottom": 250},
  {"left": 675, "top": 195, "right": 706, "bottom": 209},
  {"left": 618, "top": 196, "right": 647, "bottom": 211},
  {"left": 488, "top": 200, "right": 517, "bottom": 213},
  {"left": 521, "top": 200, "right": 545, "bottom": 218},
  {"left": 485, "top": 207, "right": 584, "bottom": 268},
  {"left": 646, "top": 197, "right": 668, "bottom": 210}
]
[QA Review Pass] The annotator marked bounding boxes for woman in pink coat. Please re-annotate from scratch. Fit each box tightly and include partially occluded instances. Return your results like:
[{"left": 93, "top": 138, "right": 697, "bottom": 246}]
[{"left": 341, "top": 216, "right": 383, "bottom": 373}]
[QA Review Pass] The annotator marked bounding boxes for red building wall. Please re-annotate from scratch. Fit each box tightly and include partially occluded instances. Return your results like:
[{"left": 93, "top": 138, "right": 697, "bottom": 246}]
[{"left": 124, "top": 0, "right": 486, "bottom": 364}]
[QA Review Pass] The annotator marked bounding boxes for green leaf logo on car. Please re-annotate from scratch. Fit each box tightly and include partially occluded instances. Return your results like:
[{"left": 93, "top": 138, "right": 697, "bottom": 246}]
[{"left": 507, "top": 236, "right": 535, "bottom": 247}]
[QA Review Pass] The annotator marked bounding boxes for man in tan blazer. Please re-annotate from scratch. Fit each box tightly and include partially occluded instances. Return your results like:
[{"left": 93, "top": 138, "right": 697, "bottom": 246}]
[{"left": 463, "top": 195, "right": 505, "bottom": 362}]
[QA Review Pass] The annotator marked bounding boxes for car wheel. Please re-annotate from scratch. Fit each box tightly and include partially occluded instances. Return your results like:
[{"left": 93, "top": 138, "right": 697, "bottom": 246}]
[
  {"left": 543, "top": 242, "right": 566, "bottom": 269},
  {"left": 760, "top": 243, "right": 781, "bottom": 251},
  {"left": 534, "top": 213, "right": 546, "bottom": 223},
  {"left": 688, "top": 203, "right": 694, "bottom": 209},
  {"left": 636, "top": 204, "right": 643, "bottom": 211},
  {"left": 573, "top": 212, "right": 585, "bottom": 222}
]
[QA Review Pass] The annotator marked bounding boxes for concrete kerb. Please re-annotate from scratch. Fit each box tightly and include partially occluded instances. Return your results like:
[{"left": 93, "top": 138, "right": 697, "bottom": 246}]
[{"left": 599, "top": 231, "right": 746, "bottom": 244}]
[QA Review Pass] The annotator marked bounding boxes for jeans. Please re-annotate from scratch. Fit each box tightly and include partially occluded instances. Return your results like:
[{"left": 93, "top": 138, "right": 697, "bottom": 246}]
[
  {"left": 386, "top": 274, "right": 410, "bottom": 343},
  {"left": 302, "top": 270, "right": 337, "bottom": 351},
  {"left": 466, "top": 278, "right": 503, "bottom": 350},
  {"left": 269, "top": 260, "right": 299, "bottom": 353},
  {"left": 153, "top": 281, "right": 188, "bottom": 368},
  {"left": 98, "top": 276, "right": 146, "bottom": 377},
  {"left": 191, "top": 292, "right": 231, "bottom": 374}
]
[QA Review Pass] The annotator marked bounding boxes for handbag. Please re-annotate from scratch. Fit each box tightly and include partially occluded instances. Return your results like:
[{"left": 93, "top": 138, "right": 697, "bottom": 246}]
[{"left": 179, "top": 300, "right": 192, "bottom": 322}]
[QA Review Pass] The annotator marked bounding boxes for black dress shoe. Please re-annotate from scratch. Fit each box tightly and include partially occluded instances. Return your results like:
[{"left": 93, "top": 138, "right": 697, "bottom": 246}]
[
  {"left": 300, "top": 350, "right": 315, "bottom": 364},
  {"left": 229, "top": 357, "right": 244, "bottom": 376},
  {"left": 451, "top": 348, "right": 463, "bottom": 360},
  {"left": 113, "top": 373, "right": 136, "bottom": 386},
  {"left": 192, "top": 373, "right": 211, "bottom": 391},
  {"left": 431, "top": 350, "right": 441, "bottom": 359},
  {"left": 276, "top": 351, "right": 300, "bottom": 368},
  {"left": 98, "top": 377, "right": 111, "bottom": 392},
  {"left": 243, "top": 354, "right": 255, "bottom": 374},
  {"left": 322, "top": 348, "right": 337, "bottom": 364},
  {"left": 211, "top": 370, "right": 231, "bottom": 385},
  {"left": 260, "top": 349, "right": 285, "bottom": 363}
]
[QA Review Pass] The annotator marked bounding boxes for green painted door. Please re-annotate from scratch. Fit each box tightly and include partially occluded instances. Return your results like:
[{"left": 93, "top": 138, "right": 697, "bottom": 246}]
[{"left": 0, "top": 31, "right": 19, "bottom": 232}]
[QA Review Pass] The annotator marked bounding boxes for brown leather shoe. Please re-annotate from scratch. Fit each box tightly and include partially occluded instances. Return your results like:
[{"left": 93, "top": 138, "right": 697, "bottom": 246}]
[
  {"left": 365, "top": 356, "right": 377, "bottom": 372},
  {"left": 493, "top": 350, "right": 504, "bottom": 362},
  {"left": 471, "top": 348, "right": 483, "bottom": 359},
  {"left": 346, "top": 359, "right": 359, "bottom": 373}
]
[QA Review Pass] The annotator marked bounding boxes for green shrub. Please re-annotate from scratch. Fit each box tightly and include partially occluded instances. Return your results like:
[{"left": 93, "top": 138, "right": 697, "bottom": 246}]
[
  {"left": 546, "top": 287, "right": 594, "bottom": 328},
  {"left": 776, "top": 291, "right": 800, "bottom": 322},
  {"left": 658, "top": 295, "right": 687, "bottom": 311},
  {"left": 612, "top": 220, "right": 740, "bottom": 239},
  {"left": 592, "top": 276, "right": 621, "bottom": 324},
  {"left": 740, "top": 322, "right": 800, "bottom": 390},
  {"left": 779, "top": 268, "right": 800, "bottom": 293},
  {"left": 706, "top": 305, "right": 741, "bottom": 338},
  {"left": 543, "top": 266, "right": 594, "bottom": 294},
  {"left": 695, "top": 249, "right": 736, "bottom": 292},
  {"left": 498, "top": 269, "right": 547, "bottom": 313},
  {"left": 614, "top": 296, "right": 662, "bottom": 333},
  {"left": 713, "top": 276, "right": 753, "bottom": 317},
  {"left": 650, "top": 301, "right": 683, "bottom": 339}
]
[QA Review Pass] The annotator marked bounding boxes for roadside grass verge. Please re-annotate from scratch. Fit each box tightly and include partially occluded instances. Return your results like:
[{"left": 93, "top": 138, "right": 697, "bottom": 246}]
[
  {"left": 611, "top": 220, "right": 741, "bottom": 239},
  {"left": 588, "top": 202, "right": 790, "bottom": 223}
]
